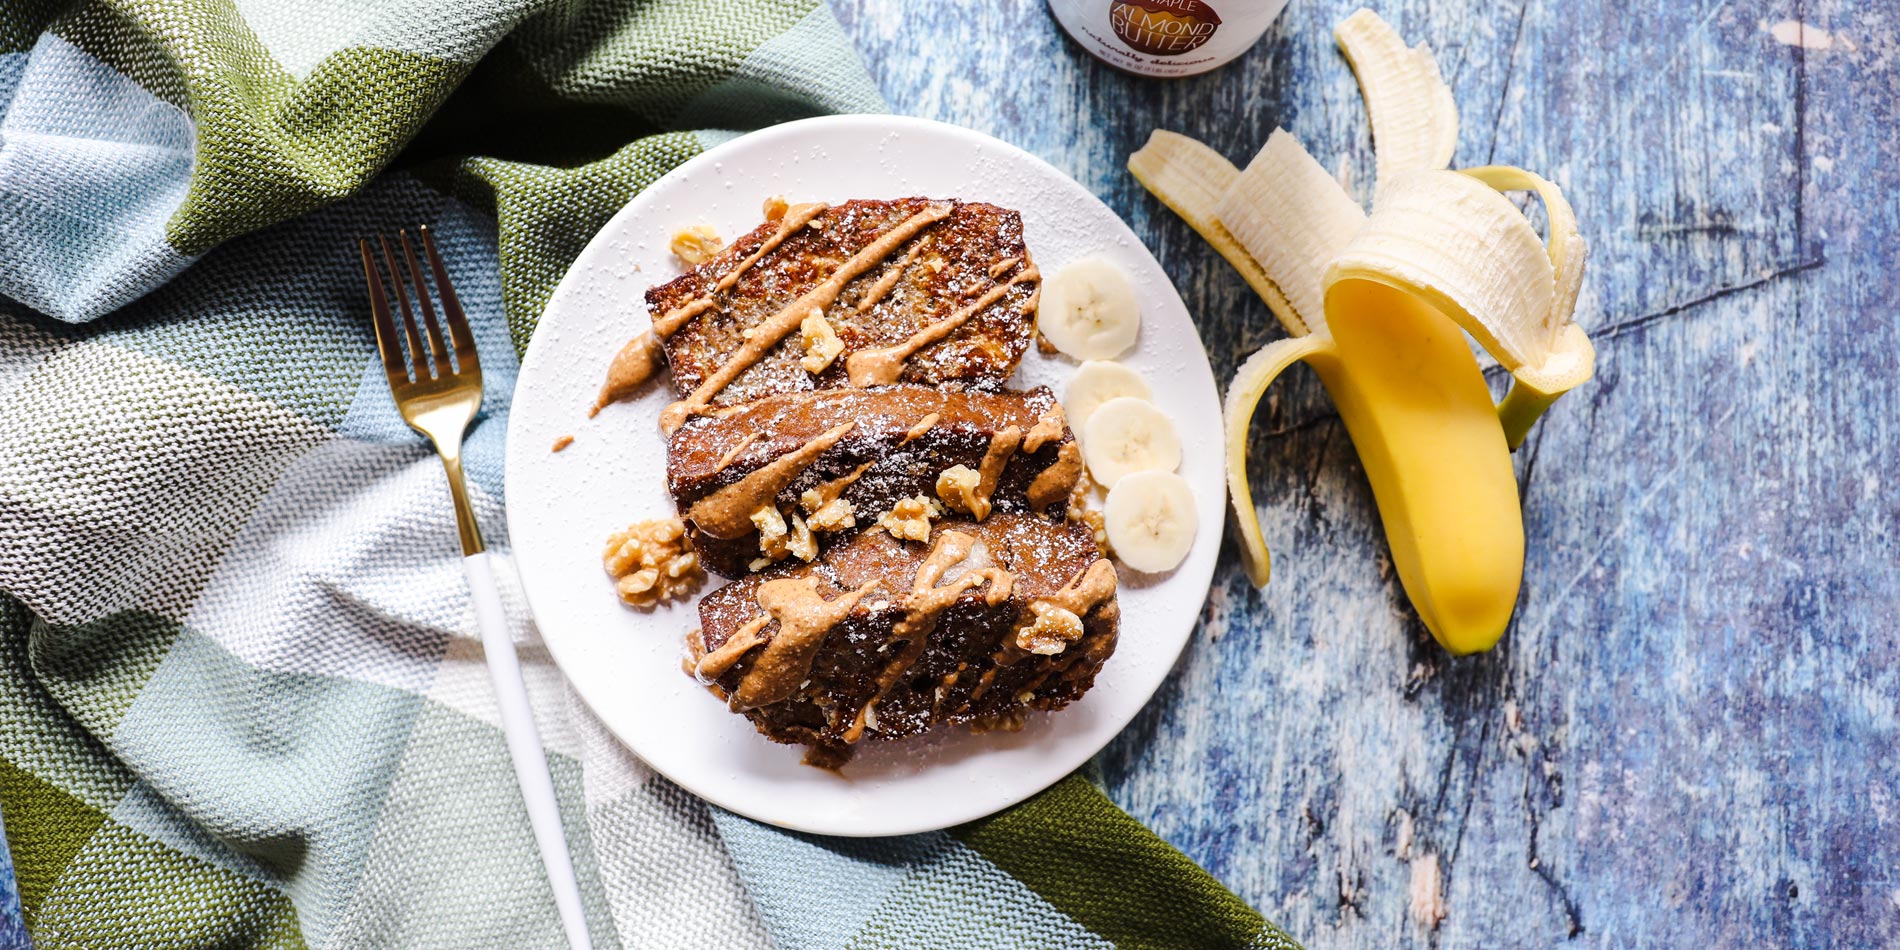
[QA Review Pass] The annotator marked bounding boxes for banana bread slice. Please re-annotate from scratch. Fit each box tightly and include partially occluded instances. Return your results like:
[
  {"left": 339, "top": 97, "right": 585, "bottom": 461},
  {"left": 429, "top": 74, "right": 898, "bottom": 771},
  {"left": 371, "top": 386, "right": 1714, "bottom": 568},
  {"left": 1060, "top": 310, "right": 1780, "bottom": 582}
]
[
  {"left": 646, "top": 198, "right": 1039, "bottom": 427},
  {"left": 667, "top": 383, "right": 1081, "bottom": 578},
  {"left": 686, "top": 513, "right": 1119, "bottom": 768}
]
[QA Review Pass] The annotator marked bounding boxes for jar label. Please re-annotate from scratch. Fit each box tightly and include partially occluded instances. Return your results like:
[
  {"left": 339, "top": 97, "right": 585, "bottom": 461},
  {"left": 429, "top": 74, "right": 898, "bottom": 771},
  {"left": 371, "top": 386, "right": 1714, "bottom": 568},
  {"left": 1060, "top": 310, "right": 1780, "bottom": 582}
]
[{"left": 1109, "top": 0, "right": 1223, "bottom": 57}]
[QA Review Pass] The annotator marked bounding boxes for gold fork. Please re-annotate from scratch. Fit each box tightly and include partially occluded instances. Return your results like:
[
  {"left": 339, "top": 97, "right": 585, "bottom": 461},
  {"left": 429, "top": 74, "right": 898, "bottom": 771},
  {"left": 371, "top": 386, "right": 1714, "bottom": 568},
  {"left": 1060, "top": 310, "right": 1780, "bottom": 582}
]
[{"left": 361, "top": 228, "right": 593, "bottom": 950}]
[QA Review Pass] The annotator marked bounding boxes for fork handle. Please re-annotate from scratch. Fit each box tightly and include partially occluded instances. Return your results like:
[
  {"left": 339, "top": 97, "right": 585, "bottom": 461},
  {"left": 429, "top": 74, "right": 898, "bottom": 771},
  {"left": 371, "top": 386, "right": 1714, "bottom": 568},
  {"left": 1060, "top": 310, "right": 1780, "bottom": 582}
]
[{"left": 465, "top": 551, "right": 595, "bottom": 950}]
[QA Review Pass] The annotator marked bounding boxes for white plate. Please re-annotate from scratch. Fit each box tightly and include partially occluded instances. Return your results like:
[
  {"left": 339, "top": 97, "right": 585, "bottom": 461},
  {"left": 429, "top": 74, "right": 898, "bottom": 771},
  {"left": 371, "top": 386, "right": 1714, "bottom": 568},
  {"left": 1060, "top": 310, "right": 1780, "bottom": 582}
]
[{"left": 505, "top": 115, "right": 1224, "bottom": 837}]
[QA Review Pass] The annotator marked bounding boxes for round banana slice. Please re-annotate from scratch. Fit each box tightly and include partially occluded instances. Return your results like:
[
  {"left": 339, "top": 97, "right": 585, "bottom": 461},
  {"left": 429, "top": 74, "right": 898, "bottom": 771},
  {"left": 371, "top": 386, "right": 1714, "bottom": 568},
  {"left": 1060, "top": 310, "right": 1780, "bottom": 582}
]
[
  {"left": 1082, "top": 396, "right": 1181, "bottom": 487},
  {"left": 1104, "top": 471, "right": 1198, "bottom": 573},
  {"left": 1038, "top": 258, "right": 1140, "bottom": 360},
  {"left": 1063, "top": 361, "right": 1153, "bottom": 430}
]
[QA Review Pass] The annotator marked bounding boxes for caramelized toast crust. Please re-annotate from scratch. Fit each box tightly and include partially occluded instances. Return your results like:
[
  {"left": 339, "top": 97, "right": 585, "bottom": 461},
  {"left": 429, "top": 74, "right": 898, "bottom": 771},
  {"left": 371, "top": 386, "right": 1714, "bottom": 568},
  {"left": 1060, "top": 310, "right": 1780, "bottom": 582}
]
[
  {"left": 689, "top": 514, "right": 1118, "bottom": 765},
  {"left": 654, "top": 198, "right": 1038, "bottom": 409},
  {"left": 668, "top": 384, "right": 1080, "bottom": 577}
]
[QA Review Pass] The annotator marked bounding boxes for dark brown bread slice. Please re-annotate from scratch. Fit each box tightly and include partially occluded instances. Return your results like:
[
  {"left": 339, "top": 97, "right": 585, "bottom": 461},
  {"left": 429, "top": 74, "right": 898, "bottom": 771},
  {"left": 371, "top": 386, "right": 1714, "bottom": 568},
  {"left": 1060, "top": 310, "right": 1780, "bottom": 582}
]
[
  {"left": 654, "top": 198, "right": 1038, "bottom": 410},
  {"left": 687, "top": 513, "right": 1118, "bottom": 767},
  {"left": 667, "top": 384, "right": 1081, "bottom": 578}
]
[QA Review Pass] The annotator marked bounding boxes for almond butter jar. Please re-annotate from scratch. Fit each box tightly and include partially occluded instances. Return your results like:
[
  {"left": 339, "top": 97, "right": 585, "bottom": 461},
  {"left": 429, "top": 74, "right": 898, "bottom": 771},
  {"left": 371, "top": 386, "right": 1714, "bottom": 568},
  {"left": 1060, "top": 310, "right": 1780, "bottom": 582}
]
[{"left": 1048, "top": 0, "right": 1288, "bottom": 78}]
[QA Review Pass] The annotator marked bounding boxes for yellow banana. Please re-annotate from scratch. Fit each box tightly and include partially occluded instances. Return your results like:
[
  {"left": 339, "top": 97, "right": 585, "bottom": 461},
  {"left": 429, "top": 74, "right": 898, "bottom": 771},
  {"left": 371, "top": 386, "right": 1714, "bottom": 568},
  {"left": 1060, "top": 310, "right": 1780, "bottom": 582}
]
[{"left": 1127, "top": 9, "right": 1594, "bottom": 654}]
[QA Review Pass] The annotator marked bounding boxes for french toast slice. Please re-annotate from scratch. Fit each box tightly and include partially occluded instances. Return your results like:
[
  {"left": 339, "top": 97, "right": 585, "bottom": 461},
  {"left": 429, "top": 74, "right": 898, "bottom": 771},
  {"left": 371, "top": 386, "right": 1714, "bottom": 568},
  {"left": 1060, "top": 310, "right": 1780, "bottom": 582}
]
[
  {"left": 667, "top": 384, "right": 1081, "bottom": 578},
  {"left": 651, "top": 198, "right": 1039, "bottom": 418},
  {"left": 687, "top": 513, "right": 1118, "bottom": 767}
]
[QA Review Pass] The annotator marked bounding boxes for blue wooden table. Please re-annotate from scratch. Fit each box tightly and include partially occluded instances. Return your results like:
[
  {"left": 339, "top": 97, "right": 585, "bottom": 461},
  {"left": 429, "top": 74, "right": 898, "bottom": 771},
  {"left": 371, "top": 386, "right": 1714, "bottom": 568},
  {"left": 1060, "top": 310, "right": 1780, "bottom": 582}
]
[{"left": 830, "top": 0, "right": 1899, "bottom": 945}]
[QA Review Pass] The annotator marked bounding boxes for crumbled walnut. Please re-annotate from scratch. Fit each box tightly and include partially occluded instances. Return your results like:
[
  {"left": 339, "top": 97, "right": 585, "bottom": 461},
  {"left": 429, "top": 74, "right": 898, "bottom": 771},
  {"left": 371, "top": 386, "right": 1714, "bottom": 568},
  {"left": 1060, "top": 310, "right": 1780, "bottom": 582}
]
[
  {"left": 876, "top": 495, "right": 942, "bottom": 543},
  {"left": 1065, "top": 466, "right": 1112, "bottom": 556},
  {"left": 1076, "top": 509, "right": 1112, "bottom": 558},
  {"left": 935, "top": 464, "right": 981, "bottom": 514},
  {"left": 786, "top": 512, "right": 817, "bottom": 562},
  {"left": 799, "top": 309, "right": 844, "bottom": 374},
  {"left": 602, "top": 517, "right": 703, "bottom": 608},
  {"left": 762, "top": 195, "right": 789, "bottom": 221},
  {"left": 669, "top": 224, "right": 723, "bottom": 265},
  {"left": 1070, "top": 462, "right": 1098, "bottom": 504},
  {"left": 805, "top": 496, "right": 857, "bottom": 533},
  {"left": 752, "top": 505, "right": 790, "bottom": 561},
  {"left": 1014, "top": 600, "right": 1085, "bottom": 655}
]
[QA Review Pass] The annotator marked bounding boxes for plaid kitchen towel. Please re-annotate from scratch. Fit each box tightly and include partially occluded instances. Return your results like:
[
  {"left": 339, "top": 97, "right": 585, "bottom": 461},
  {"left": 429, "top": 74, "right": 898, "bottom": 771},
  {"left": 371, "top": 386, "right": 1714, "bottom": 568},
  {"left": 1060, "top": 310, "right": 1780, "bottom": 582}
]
[{"left": 0, "top": 1, "right": 1300, "bottom": 948}]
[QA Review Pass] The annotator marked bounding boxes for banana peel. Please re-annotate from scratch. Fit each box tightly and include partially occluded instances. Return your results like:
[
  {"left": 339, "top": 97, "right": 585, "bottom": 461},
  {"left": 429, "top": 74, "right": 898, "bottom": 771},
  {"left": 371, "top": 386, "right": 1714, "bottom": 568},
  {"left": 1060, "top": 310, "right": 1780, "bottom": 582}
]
[{"left": 1128, "top": 9, "right": 1594, "bottom": 654}]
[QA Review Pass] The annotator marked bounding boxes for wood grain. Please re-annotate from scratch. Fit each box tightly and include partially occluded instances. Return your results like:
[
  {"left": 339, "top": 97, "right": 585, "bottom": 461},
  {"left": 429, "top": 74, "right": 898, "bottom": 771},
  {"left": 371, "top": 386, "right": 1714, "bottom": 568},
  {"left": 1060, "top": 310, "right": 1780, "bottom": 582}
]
[{"left": 833, "top": 0, "right": 1900, "bottom": 945}]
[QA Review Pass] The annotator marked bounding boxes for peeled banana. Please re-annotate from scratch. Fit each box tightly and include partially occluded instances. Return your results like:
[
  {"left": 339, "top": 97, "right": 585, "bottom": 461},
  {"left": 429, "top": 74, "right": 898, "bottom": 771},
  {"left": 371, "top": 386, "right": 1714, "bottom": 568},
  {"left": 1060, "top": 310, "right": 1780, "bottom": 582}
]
[{"left": 1128, "top": 8, "right": 1594, "bottom": 654}]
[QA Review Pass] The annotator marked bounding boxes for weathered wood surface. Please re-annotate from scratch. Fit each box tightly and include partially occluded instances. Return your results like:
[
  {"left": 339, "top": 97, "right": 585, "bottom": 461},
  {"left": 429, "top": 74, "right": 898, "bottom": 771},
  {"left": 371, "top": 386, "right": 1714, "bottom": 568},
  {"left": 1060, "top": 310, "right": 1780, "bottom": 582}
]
[{"left": 834, "top": 0, "right": 1898, "bottom": 945}]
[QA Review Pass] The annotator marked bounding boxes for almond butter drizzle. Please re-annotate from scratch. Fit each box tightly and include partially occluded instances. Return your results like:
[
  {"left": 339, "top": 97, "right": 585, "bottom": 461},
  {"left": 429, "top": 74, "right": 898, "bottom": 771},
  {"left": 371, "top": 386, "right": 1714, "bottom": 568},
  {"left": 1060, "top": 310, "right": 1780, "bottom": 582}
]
[
  {"left": 662, "top": 203, "right": 955, "bottom": 432},
  {"left": 592, "top": 330, "right": 666, "bottom": 415},
  {"left": 687, "top": 421, "right": 857, "bottom": 539},
  {"left": 856, "top": 242, "right": 924, "bottom": 314},
  {"left": 1035, "top": 558, "right": 1117, "bottom": 620},
  {"left": 1022, "top": 404, "right": 1067, "bottom": 453},
  {"left": 967, "top": 426, "right": 1022, "bottom": 521},
  {"left": 651, "top": 296, "right": 717, "bottom": 338},
  {"left": 1027, "top": 441, "right": 1083, "bottom": 510},
  {"left": 694, "top": 615, "right": 768, "bottom": 681},
  {"left": 551, "top": 434, "right": 574, "bottom": 452},
  {"left": 964, "top": 558, "right": 1116, "bottom": 707},
  {"left": 845, "top": 263, "right": 1040, "bottom": 388},
  {"left": 803, "top": 461, "right": 874, "bottom": 511},
  {"left": 712, "top": 431, "right": 762, "bottom": 472},
  {"left": 988, "top": 256, "right": 1022, "bottom": 279},
  {"left": 840, "top": 531, "right": 1014, "bottom": 744},
  {"left": 901, "top": 412, "right": 941, "bottom": 445},
  {"left": 594, "top": 205, "right": 827, "bottom": 416},
  {"left": 731, "top": 578, "right": 879, "bottom": 709},
  {"left": 712, "top": 202, "right": 828, "bottom": 295}
]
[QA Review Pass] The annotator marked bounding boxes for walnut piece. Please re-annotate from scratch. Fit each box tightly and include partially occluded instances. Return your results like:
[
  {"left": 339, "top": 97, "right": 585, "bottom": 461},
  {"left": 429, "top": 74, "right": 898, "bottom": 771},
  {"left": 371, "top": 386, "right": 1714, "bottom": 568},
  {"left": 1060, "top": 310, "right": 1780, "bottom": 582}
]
[
  {"left": 935, "top": 464, "right": 981, "bottom": 514},
  {"left": 805, "top": 496, "right": 857, "bottom": 533},
  {"left": 1076, "top": 509, "right": 1111, "bottom": 558},
  {"left": 786, "top": 512, "right": 818, "bottom": 562},
  {"left": 1065, "top": 465, "right": 1112, "bottom": 557},
  {"left": 1014, "top": 600, "right": 1085, "bottom": 655},
  {"left": 602, "top": 517, "right": 703, "bottom": 609},
  {"left": 751, "top": 505, "right": 817, "bottom": 566},
  {"left": 669, "top": 224, "right": 723, "bottom": 265},
  {"left": 799, "top": 309, "right": 845, "bottom": 374},
  {"left": 752, "top": 505, "right": 790, "bottom": 559},
  {"left": 876, "top": 495, "right": 942, "bottom": 543}
]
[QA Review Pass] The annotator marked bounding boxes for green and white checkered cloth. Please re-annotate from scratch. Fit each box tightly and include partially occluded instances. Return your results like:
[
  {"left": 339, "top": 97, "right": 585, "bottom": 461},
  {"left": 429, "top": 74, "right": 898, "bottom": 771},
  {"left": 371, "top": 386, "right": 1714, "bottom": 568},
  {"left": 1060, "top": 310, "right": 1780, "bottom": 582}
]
[{"left": 0, "top": 1, "right": 1300, "bottom": 947}]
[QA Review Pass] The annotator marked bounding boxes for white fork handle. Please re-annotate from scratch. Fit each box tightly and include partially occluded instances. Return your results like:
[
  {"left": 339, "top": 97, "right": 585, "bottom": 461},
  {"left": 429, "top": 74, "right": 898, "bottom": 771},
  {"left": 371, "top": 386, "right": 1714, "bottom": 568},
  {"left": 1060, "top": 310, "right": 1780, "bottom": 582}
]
[{"left": 464, "top": 551, "right": 594, "bottom": 950}]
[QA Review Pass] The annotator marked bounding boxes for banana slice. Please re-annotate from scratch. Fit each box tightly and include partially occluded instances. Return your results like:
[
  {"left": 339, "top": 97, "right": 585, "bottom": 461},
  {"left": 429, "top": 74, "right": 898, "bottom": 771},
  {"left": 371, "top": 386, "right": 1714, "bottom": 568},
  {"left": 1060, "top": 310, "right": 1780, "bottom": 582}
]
[
  {"left": 1064, "top": 361, "right": 1153, "bottom": 430},
  {"left": 1038, "top": 258, "right": 1140, "bottom": 360},
  {"left": 1104, "top": 471, "right": 1198, "bottom": 573},
  {"left": 1082, "top": 396, "right": 1181, "bottom": 487}
]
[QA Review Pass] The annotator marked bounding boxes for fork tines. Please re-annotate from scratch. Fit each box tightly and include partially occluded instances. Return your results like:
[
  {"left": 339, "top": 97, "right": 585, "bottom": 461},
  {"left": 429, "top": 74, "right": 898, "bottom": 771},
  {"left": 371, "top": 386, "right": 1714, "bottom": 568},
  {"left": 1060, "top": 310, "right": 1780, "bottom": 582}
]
[{"left": 360, "top": 226, "right": 481, "bottom": 387}]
